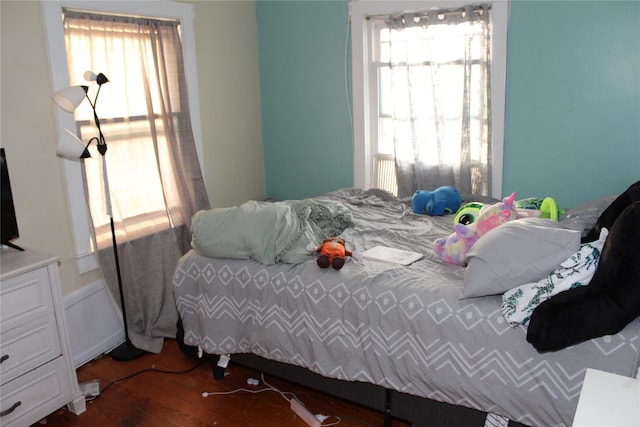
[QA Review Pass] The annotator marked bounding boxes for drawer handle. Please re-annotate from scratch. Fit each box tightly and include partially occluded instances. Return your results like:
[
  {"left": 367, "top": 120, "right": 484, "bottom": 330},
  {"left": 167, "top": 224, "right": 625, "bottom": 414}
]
[
  {"left": 1, "top": 401, "right": 22, "bottom": 417},
  {"left": 0, "top": 355, "right": 9, "bottom": 364}
]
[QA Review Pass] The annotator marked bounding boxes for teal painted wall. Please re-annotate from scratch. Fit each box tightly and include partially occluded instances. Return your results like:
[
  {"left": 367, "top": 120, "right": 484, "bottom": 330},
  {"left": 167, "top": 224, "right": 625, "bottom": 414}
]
[
  {"left": 503, "top": 0, "right": 640, "bottom": 207},
  {"left": 257, "top": 0, "right": 352, "bottom": 201},
  {"left": 257, "top": 0, "right": 640, "bottom": 206}
]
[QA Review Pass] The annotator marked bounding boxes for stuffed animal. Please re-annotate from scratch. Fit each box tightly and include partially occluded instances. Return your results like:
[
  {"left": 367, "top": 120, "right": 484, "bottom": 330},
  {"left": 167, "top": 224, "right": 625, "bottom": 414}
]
[
  {"left": 515, "top": 197, "right": 561, "bottom": 221},
  {"left": 453, "top": 201, "right": 486, "bottom": 225},
  {"left": 527, "top": 180, "right": 640, "bottom": 352},
  {"left": 454, "top": 197, "right": 560, "bottom": 225},
  {"left": 434, "top": 192, "right": 519, "bottom": 266},
  {"left": 307, "top": 237, "right": 358, "bottom": 270},
  {"left": 412, "top": 186, "right": 463, "bottom": 216}
]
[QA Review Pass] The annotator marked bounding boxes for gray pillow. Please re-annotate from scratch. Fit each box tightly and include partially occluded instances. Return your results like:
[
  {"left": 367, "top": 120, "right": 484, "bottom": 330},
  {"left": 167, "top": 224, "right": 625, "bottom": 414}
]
[{"left": 461, "top": 218, "right": 581, "bottom": 298}]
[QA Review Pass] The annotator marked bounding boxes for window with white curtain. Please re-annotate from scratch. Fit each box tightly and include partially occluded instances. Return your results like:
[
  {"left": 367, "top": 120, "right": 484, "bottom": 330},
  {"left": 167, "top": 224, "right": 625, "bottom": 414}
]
[
  {"left": 44, "top": 3, "right": 210, "bottom": 352},
  {"left": 64, "top": 12, "right": 181, "bottom": 245},
  {"left": 43, "top": 1, "right": 205, "bottom": 272},
  {"left": 350, "top": 0, "right": 509, "bottom": 198}
]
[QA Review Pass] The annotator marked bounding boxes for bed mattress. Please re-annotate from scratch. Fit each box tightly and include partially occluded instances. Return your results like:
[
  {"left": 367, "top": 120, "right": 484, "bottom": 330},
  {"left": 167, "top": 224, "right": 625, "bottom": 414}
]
[{"left": 174, "top": 188, "right": 640, "bottom": 427}]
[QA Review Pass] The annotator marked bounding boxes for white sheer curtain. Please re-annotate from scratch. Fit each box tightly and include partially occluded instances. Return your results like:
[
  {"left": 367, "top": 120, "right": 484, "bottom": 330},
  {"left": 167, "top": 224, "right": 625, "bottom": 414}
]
[
  {"left": 384, "top": 5, "right": 492, "bottom": 197},
  {"left": 63, "top": 11, "right": 210, "bottom": 353}
]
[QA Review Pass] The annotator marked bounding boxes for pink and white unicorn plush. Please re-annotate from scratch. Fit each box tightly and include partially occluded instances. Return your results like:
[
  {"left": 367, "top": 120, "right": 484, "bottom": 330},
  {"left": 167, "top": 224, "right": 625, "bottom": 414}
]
[{"left": 433, "top": 192, "right": 519, "bottom": 266}]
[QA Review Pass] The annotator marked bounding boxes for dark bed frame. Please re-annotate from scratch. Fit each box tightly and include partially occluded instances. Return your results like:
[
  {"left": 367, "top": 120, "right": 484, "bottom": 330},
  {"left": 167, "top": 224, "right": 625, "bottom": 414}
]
[{"left": 177, "top": 320, "right": 527, "bottom": 427}]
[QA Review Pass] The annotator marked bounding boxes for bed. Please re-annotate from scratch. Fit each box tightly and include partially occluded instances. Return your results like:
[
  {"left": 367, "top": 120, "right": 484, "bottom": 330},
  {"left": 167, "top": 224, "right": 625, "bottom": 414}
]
[{"left": 173, "top": 188, "right": 640, "bottom": 427}]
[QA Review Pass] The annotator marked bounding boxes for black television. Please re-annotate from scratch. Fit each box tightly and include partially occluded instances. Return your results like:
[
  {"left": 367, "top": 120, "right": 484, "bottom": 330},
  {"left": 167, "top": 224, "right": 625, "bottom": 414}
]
[{"left": 1, "top": 147, "right": 23, "bottom": 251}]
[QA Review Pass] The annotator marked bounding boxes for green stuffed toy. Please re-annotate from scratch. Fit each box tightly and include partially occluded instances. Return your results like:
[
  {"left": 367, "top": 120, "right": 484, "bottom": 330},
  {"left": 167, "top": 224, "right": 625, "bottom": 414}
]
[{"left": 454, "top": 197, "right": 561, "bottom": 225}]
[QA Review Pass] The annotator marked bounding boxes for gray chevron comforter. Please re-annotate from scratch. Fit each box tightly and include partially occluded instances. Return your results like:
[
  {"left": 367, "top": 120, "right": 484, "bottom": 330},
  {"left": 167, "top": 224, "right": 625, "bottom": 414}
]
[{"left": 174, "top": 188, "right": 640, "bottom": 427}]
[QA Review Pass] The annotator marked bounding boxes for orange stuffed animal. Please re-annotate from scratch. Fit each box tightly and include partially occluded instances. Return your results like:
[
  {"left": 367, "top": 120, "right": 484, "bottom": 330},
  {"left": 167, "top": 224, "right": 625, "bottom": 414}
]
[{"left": 307, "top": 237, "right": 354, "bottom": 270}]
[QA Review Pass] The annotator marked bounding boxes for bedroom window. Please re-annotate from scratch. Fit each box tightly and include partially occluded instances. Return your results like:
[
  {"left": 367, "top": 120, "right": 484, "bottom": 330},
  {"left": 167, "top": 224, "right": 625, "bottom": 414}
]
[
  {"left": 350, "top": 1, "right": 509, "bottom": 198},
  {"left": 44, "top": 2, "right": 210, "bottom": 352},
  {"left": 43, "top": 1, "right": 204, "bottom": 272},
  {"left": 62, "top": 11, "right": 186, "bottom": 246}
]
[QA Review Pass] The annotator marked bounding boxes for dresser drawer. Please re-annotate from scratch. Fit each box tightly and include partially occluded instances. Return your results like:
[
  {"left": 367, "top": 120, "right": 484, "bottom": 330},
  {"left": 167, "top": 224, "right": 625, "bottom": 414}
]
[
  {"left": 1, "top": 357, "right": 73, "bottom": 427},
  {"left": 0, "top": 312, "right": 61, "bottom": 385},
  {"left": 0, "top": 267, "right": 54, "bottom": 329}
]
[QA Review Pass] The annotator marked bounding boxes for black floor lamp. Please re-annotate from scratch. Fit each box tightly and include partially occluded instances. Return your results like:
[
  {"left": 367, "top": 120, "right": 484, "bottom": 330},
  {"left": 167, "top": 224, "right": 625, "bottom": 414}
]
[{"left": 54, "top": 71, "right": 145, "bottom": 362}]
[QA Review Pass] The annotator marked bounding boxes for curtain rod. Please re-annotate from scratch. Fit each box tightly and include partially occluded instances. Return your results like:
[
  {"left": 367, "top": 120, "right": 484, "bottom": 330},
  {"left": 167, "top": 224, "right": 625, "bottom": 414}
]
[
  {"left": 366, "top": 4, "right": 490, "bottom": 22},
  {"left": 62, "top": 7, "right": 180, "bottom": 24}
]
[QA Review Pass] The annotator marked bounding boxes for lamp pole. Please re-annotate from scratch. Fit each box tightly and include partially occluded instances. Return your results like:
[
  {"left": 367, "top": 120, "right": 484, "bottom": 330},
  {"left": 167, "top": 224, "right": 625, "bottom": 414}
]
[{"left": 54, "top": 72, "right": 145, "bottom": 361}]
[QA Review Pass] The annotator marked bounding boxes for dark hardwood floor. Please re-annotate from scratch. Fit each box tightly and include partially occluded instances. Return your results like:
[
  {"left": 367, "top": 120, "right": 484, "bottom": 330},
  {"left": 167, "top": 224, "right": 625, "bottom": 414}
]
[{"left": 36, "top": 339, "right": 412, "bottom": 427}]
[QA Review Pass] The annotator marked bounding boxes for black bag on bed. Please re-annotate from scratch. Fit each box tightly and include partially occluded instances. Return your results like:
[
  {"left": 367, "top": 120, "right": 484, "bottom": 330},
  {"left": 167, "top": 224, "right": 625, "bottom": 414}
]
[{"left": 527, "top": 181, "right": 640, "bottom": 352}]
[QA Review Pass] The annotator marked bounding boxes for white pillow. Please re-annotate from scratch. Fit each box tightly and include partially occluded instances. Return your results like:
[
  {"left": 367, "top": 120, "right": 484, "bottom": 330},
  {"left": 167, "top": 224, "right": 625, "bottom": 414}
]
[{"left": 461, "top": 218, "right": 581, "bottom": 298}]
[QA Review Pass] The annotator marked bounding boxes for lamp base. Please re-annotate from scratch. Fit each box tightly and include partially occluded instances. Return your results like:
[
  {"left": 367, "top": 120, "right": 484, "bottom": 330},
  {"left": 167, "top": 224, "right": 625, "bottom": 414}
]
[{"left": 109, "top": 340, "right": 145, "bottom": 361}]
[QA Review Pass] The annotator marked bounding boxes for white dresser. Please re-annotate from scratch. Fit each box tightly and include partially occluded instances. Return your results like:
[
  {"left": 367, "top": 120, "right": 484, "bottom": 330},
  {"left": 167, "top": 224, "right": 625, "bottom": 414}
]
[{"left": 1, "top": 248, "right": 86, "bottom": 426}]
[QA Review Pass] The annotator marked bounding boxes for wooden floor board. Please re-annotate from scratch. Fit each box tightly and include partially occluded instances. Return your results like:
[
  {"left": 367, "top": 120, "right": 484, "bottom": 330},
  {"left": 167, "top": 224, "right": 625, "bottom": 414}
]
[{"left": 34, "top": 339, "right": 411, "bottom": 427}]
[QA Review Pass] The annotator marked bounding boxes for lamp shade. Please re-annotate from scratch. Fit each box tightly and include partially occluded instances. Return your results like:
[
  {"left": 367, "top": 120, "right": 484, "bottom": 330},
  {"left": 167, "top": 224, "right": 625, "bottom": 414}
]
[
  {"left": 53, "top": 86, "right": 88, "bottom": 112},
  {"left": 57, "top": 129, "right": 90, "bottom": 160},
  {"left": 84, "top": 71, "right": 98, "bottom": 81},
  {"left": 84, "top": 71, "right": 109, "bottom": 86}
]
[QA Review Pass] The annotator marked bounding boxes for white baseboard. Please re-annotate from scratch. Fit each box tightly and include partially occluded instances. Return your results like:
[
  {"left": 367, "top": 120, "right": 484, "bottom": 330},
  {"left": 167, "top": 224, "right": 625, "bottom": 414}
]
[{"left": 63, "top": 279, "right": 125, "bottom": 368}]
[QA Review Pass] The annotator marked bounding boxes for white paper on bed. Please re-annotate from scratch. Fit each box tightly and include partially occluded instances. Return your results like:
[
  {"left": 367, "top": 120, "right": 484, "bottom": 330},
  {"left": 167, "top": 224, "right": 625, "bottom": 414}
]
[{"left": 362, "top": 246, "right": 424, "bottom": 265}]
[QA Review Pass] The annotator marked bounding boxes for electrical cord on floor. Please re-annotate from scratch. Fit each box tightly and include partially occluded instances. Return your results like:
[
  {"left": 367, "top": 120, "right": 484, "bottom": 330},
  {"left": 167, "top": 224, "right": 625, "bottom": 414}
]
[
  {"left": 79, "top": 359, "right": 377, "bottom": 426},
  {"left": 98, "top": 362, "right": 377, "bottom": 427},
  {"left": 201, "top": 372, "right": 297, "bottom": 401},
  {"left": 100, "top": 359, "right": 208, "bottom": 394},
  {"left": 202, "top": 373, "right": 376, "bottom": 427},
  {"left": 327, "top": 415, "right": 377, "bottom": 427}
]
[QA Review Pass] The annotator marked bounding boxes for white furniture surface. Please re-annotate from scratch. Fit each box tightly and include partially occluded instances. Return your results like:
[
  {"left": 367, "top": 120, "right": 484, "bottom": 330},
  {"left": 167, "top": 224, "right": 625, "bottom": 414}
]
[
  {"left": 572, "top": 368, "right": 640, "bottom": 427},
  {"left": 1, "top": 248, "right": 86, "bottom": 426}
]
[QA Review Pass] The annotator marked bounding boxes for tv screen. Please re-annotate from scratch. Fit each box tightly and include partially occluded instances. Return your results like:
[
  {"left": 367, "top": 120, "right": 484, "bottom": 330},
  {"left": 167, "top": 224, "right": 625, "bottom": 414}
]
[{"left": 1, "top": 147, "right": 22, "bottom": 251}]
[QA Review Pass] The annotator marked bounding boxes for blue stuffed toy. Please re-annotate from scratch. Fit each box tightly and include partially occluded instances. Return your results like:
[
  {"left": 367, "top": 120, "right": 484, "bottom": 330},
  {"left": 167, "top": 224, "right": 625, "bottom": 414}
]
[{"left": 412, "top": 186, "right": 463, "bottom": 216}]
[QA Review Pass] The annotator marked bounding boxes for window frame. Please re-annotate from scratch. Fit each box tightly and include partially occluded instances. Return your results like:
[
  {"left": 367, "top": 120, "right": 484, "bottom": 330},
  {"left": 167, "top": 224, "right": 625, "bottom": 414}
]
[
  {"left": 349, "top": 0, "right": 509, "bottom": 198},
  {"left": 42, "top": 0, "right": 204, "bottom": 273}
]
